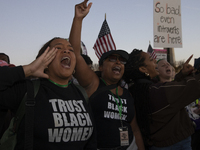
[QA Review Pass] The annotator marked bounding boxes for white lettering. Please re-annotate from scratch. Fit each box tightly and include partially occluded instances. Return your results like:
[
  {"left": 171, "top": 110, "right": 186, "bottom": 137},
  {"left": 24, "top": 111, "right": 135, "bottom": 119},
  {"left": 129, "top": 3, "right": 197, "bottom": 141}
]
[
  {"left": 61, "top": 113, "right": 70, "bottom": 126},
  {"left": 83, "top": 113, "right": 93, "bottom": 126},
  {"left": 70, "top": 128, "right": 83, "bottom": 141},
  {"left": 62, "top": 128, "right": 71, "bottom": 142},
  {"left": 65, "top": 100, "right": 75, "bottom": 112},
  {"left": 48, "top": 127, "right": 93, "bottom": 142},
  {"left": 104, "top": 111, "right": 127, "bottom": 120},
  {"left": 73, "top": 100, "right": 82, "bottom": 112},
  {"left": 77, "top": 113, "right": 86, "bottom": 126},
  {"left": 77, "top": 100, "right": 86, "bottom": 112},
  {"left": 69, "top": 113, "right": 79, "bottom": 126},
  {"left": 53, "top": 113, "right": 63, "bottom": 127},
  {"left": 48, "top": 128, "right": 63, "bottom": 142},
  {"left": 49, "top": 99, "right": 58, "bottom": 111},
  {"left": 58, "top": 99, "right": 67, "bottom": 112}
]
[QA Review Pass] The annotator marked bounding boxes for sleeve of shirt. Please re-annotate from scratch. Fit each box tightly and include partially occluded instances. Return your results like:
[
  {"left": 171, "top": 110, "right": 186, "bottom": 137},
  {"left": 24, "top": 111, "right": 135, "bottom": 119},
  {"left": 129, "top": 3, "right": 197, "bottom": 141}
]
[
  {"left": 174, "top": 70, "right": 186, "bottom": 81},
  {"left": 0, "top": 66, "right": 25, "bottom": 90},
  {"left": 150, "top": 74, "right": 200, "bottom": 114},
  {"left": 0, "top": 66, "right": 26, "bottom": 111}
]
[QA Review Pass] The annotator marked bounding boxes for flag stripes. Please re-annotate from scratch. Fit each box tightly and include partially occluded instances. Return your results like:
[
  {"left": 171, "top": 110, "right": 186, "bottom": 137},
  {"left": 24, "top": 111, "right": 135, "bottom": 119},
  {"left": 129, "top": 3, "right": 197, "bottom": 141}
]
[
  {"left": 93, "top": 19, "right": 116, "bottom": 59},
  {"left": 147, "top": 44, "right": 157, "bottom": 59}
]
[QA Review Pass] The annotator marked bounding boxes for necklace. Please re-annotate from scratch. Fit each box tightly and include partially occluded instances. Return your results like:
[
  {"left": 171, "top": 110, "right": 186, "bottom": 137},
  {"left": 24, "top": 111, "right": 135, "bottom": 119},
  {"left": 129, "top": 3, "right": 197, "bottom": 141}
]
[{"left": 48, "top": 79, "right": 71, "bottom": 88}]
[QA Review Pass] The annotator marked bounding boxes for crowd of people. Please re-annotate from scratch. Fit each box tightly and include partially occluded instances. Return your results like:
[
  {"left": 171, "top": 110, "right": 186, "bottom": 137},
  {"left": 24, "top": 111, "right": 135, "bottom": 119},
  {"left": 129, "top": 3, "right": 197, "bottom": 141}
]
[{"left": 0, "top": 0, "right": 200, "bottom": 150}]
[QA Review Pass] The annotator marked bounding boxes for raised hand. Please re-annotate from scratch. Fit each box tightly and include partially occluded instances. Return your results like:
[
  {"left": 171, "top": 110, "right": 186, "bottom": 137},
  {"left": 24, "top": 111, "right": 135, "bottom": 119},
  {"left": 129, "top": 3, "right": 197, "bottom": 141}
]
[
  {"left": 75, "top": 0, "right": 92, "bottom": 19},
  {"left": 182, "top": 55, "right": 194, "bottom": 75},
  {"left": 23, "top": 47, "right": 57, "bottom": 78}
]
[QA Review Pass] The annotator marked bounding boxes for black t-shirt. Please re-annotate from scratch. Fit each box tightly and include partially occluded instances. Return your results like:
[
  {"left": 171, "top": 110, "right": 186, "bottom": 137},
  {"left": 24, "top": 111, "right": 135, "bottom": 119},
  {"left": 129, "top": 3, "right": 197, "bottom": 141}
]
[
  {"left": 90, "top": 79, "right": 135, "bottom": 148},
  {"left": 0, "top": 67, "right": 96, "bottom": 150}
]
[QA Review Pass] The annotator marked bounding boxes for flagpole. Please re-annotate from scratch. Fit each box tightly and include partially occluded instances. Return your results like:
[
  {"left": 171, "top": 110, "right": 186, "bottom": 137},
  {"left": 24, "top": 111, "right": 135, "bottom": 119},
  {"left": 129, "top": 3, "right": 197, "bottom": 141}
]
[{"left": 93, "top": 13, "right": 117, "bottom": 58}]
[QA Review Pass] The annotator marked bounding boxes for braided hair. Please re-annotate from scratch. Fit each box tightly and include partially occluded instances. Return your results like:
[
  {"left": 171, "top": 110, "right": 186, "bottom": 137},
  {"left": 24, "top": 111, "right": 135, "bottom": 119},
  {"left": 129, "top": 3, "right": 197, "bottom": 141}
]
[{"left": 123, "top": 49, "right": 152, "bottom": 144}]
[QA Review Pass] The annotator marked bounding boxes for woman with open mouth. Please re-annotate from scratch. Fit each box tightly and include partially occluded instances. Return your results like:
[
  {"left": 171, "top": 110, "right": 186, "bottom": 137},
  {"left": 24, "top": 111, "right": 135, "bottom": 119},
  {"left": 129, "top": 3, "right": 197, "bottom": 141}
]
[
  {"left": 124, "top": 49, "right": 200, "bottom": 150},
  {"left": 69, "top": 0, "right": 145, "bottom": 150},
  {"left": 156, "top": 59, "right": 173, "bottom": 83},
  {"left": 0, "top": 1, "right": 96, "bottom": 150}
]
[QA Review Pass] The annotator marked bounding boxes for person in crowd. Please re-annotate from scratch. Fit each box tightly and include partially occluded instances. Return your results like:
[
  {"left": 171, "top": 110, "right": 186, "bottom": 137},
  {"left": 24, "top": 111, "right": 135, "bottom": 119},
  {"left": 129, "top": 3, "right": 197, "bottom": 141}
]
[
  {"left": 185, "top": 57, "right": 200, "bottom": 150},
  {"left": 0, "top": 53, "right": 15, "bottom": 67},
  {"left": 69, "top": 0, "right": 145, "bottom": 149},
  {"left": 157, "top": 59, "right": 173, "bottom": 83},
  {"left": 0, "top": 53, "right": 10, "bottom": 64},
  {"left": 0, "top": 54, "right": 15, "bottom": 139},
  {"left": 157, "top": 58, "right": 200, "bottom": 150},
  {"left": 123, "top": 49, "right": 200, "bottom": 150},
  {"left": 0, "top": 1, "right": 96, "bottom": 150},
  {"left": 0, "top": 39, "right": 96, "bottom": 150}
]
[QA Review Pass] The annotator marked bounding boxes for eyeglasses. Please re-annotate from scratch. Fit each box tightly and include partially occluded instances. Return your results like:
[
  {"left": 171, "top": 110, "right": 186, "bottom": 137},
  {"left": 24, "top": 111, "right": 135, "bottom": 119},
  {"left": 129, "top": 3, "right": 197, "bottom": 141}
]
[{"left": 107, "top": 55, "right": 127, "bottom": 64}]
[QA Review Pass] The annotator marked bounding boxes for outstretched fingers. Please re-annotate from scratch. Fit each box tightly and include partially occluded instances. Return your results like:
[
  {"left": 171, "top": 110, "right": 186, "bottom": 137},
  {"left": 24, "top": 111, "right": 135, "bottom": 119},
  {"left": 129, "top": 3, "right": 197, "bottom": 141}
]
[
  {"left": 185, "top": 54, "right": 193, "bottom": 64},
  {"left": 75, "top": 0, "right": 92, "bottom": 18},
  {"left": 83, "top": 0, "right": 92, "bottom": 11},
  {"left": 182, "top": 54, "right": 194, "bottom": 75},
  {"left": 83, "top": 0, "right": 89, "bottom": 8},
  {"left": 26, "top": 47, "right": 57, "bottom": 79},
  {"left": 44, "top": 47, "right": 57, "bottom": 66}
]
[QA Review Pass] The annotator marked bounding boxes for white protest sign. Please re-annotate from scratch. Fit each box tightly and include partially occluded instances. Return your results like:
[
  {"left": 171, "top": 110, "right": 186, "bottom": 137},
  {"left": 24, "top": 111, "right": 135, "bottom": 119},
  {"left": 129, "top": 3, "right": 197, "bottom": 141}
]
[{"left": 153, "top": 0, "right": 182, "bottom": 48}]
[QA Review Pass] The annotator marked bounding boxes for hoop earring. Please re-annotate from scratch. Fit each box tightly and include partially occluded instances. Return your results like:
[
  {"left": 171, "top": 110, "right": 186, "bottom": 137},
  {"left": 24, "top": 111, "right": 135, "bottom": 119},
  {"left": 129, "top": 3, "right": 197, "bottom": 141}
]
[
  {"left": 145, "top": 72, "right": 149, "bottom": 76},
  {"left": 73, "top": 70, "right": 76, "bottom": 75}
]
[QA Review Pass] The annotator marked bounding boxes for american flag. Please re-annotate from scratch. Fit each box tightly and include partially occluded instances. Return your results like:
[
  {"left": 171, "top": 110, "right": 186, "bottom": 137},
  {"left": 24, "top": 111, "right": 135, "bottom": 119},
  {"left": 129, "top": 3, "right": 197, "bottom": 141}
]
[
  {"left": 93, "top": 19, "right": 116, "bottom": 59},
  {"left": 147, "top": 44, "right": 157, "bottom": 59}
]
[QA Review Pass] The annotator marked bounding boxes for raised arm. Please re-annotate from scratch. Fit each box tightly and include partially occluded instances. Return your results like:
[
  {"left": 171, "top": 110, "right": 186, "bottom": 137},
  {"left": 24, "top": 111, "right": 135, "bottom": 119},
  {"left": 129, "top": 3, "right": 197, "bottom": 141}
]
[
  {"left": 175, "top": 55, "right": 194, "bottom": 81},
  {"left": 69, "top": 0, "right": 99, "bottom": 97}
]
